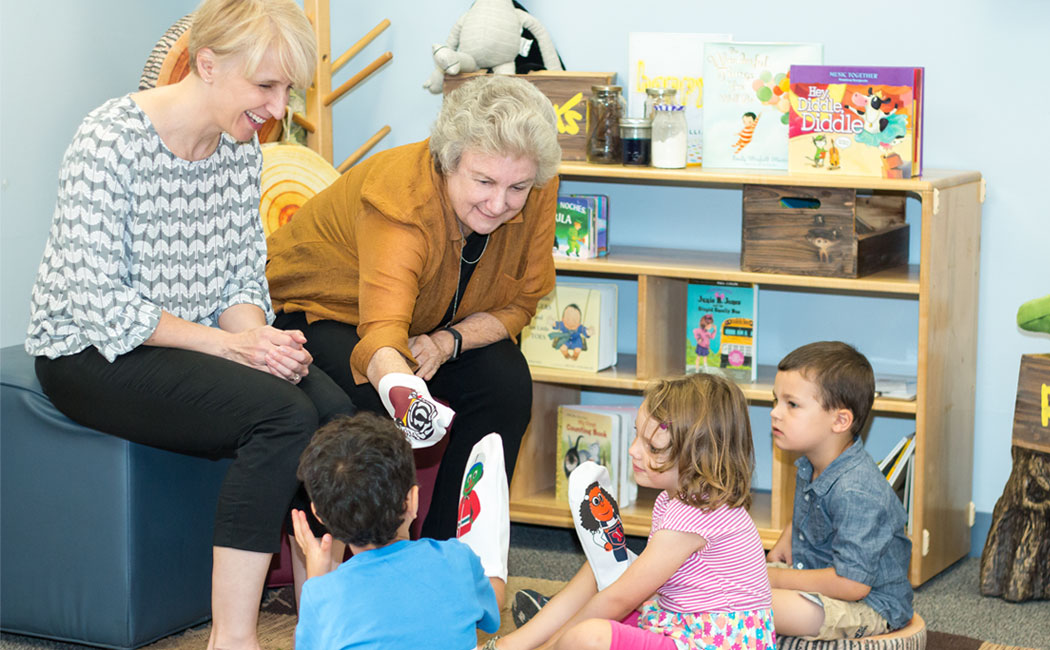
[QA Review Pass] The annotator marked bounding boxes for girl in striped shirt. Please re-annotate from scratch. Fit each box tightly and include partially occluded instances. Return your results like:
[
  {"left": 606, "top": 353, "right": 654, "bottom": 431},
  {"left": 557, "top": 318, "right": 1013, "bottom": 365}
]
[{"left": 496, "top": 373, "right": 774, "bottom": 650}]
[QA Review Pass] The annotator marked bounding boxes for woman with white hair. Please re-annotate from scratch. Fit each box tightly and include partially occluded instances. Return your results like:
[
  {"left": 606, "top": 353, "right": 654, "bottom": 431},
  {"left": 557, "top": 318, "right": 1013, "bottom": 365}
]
[
  {"left": 25, "top": 1, "right": 352, "bottom": 647},
  {"left": 267, "top": 74, "right": 561, "bottom": 542}
]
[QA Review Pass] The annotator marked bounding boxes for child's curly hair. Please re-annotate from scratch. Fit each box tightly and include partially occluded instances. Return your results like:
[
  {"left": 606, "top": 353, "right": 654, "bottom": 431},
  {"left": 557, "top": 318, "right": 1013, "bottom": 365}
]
[{"left": 643, "top": 373, "right": 755, "bottom": 511}]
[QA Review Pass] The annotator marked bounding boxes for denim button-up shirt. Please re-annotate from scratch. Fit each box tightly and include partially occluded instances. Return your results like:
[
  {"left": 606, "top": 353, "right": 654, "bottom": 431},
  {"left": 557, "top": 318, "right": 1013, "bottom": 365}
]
[{"left": 792, "top": 438, "right": 914, "bottom": 629}]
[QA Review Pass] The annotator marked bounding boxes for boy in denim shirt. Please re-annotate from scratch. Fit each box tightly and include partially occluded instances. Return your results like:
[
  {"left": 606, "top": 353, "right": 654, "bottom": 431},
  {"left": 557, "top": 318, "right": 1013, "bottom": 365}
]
[{"left": 767, "top": 341, "right": 913, "bottom": 638}]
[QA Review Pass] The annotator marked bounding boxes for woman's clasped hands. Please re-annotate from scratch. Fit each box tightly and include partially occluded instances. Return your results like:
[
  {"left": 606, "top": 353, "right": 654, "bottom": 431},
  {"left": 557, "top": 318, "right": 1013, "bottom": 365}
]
[{"left": 228, "top": 325, "right": 313, "bottom": 384}]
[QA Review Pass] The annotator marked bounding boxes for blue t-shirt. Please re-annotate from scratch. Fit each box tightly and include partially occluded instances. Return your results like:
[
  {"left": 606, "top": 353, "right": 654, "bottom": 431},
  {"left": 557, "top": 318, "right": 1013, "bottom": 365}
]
[
  {"left": 791, "top": 438, "right": 914, "bottom": 629},
  {"left": 296, "top": 538, "right": 500, "bottom": 648}
]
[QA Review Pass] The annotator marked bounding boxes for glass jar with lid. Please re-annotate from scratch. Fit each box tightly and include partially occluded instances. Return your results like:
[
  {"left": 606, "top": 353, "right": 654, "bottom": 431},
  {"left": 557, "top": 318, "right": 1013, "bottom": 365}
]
[
  {"left": 620, "top": 118, "right": 651, "bottom": 166},
  {"left": 644, "top": 87, "right": 678, "bottom": 120},
  {"left": 587, "top": 85, "right": 626, "bottom": 164},
  {"left": 651, "top": 104, "right": 688, "bottom": 169}
]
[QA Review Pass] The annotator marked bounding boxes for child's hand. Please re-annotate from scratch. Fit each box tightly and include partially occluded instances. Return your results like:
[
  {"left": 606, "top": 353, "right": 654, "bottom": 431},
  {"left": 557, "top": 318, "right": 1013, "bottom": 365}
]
[
  {"left": 291, "top": 508, "right": 335, "bottom": 580},
  {"left": 766, "top": 522, "right": 792, "bottom": 566}
]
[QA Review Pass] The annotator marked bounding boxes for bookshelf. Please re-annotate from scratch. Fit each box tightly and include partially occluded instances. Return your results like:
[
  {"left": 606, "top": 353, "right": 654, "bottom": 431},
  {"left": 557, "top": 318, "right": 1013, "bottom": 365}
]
[{"left": 509, "top": 162, "right": 983, "bottom": 587}]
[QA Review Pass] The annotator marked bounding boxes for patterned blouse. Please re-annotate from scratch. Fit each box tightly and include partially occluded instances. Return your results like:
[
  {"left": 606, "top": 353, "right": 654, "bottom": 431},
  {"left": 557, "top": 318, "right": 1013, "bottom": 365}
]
[{"left": 25, "top": 95, "right": 273, "bottom": 362}]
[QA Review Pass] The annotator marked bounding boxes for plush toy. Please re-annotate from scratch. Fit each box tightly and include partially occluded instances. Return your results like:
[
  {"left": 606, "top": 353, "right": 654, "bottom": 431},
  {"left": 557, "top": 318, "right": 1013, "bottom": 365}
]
[{"left": 423, "top": 0, "right": 563, "bottom": 94}]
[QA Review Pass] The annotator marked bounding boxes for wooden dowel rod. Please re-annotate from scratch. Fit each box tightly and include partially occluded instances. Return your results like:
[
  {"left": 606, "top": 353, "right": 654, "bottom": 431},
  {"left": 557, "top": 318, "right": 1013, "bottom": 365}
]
[
  {"left": 291, "top": 112, "right": 316, "bottom": 133},
  {"left": 338, "top": 125, "right": 391, "bottom": 173},
  {"left": 324, "top": 51, "right": 393, "bottom": 106},
  {"left": 331, "top": 19, "right": 391, "bottom": 75}
]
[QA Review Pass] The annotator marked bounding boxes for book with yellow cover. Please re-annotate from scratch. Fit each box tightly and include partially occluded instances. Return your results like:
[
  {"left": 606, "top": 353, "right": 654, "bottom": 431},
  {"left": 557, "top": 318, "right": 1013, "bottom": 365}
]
[{"left": 521, "top": 282, "right": 618, "bottom": 372}]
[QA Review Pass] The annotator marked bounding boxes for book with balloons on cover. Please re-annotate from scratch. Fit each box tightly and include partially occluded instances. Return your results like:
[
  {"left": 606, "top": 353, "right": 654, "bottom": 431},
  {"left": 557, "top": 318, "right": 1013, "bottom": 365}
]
[
  {"left": 787, "top": 65, "right": 924, "bottom": 178},
  {"left": 701, "top": 42, "right": 823, "bottom": 170}
]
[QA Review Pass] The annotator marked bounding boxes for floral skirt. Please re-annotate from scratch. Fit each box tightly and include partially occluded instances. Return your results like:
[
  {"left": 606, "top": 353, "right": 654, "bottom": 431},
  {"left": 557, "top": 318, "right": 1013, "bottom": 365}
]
[{"left": 637, "top": 599, "right": 776, "bottom": 650}]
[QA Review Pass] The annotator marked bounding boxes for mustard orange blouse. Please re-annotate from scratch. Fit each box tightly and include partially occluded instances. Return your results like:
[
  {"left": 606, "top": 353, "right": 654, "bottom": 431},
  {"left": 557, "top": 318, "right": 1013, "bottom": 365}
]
[{"left": 265, "top": 139, "right": 557, "bottom": 384}]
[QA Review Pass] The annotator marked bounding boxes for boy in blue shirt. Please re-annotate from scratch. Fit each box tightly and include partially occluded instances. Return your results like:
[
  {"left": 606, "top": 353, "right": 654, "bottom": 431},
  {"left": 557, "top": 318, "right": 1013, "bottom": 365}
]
[
  {"left": 291, "top": 412, "right": 503, "bottom": 647},
  {"left": 767, "top": 341, "right": 913, "bottom": 639}
]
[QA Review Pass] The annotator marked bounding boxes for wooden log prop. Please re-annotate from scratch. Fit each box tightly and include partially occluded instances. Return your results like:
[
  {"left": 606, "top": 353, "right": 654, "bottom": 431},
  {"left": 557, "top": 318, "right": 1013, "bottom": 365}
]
[
  {"left": 979, "top": 353, "right": 1050, "bottom": 602},
  {"left": 259, "top": 143, "right": 340, "bottom": 237}
]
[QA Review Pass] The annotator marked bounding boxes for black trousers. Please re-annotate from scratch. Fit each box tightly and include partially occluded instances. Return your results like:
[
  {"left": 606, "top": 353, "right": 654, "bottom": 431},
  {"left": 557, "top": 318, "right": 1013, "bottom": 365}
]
[
  {"left": 275, "top": 312, "right": 533, "bottom": 540},
  {"left": 35, "top": 346, "right": 354, "bottom": 554}
]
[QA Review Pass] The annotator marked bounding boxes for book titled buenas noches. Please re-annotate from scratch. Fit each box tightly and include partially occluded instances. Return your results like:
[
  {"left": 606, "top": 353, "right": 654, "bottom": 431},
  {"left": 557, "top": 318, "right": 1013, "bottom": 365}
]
[
  {"left": 787, "top": 65, "right": 924, "bottom": 178},
  {"left": 554, "top": 195, "right": 608, "bottom": 259}
]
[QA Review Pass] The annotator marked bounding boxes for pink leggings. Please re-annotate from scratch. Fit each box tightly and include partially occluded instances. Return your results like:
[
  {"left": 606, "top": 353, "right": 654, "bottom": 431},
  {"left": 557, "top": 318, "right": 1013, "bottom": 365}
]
[{"left": 608, "top": 611, "right": 677, "bottom": 650}]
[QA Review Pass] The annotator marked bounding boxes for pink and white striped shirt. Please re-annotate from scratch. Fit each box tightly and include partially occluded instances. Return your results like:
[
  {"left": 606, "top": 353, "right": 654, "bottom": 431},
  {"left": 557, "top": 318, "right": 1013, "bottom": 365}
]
[{"left": 649, "top": 491, "right": 772, "bottom": 613}]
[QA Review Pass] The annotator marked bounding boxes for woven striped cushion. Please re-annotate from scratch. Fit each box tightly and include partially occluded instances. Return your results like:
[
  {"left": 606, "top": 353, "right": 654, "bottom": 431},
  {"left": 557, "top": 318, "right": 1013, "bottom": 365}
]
[{"left": 779, "top": 614, "right": 926, "bottom": 650}]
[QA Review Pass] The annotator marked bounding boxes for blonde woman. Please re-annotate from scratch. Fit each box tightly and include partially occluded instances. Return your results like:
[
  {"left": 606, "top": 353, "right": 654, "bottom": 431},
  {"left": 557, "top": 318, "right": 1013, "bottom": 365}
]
[
  {"left": 25, "top": 1, "right": 351, "bottom": 647},
  {"left": 266, "top": 75, "right": 561, "bottom": 542}
]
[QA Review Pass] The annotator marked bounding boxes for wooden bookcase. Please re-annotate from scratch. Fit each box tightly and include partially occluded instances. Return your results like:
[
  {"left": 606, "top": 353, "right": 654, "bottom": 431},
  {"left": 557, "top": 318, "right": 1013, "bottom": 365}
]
[{"left": 508, "top": 162, "right": 984, "bottom": 587}]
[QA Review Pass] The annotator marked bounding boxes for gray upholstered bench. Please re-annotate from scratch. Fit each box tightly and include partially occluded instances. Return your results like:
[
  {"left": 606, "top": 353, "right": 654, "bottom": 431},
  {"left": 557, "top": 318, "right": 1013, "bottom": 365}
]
[{"left": 1, "top": 345, "right": 230, "bottom": 649}]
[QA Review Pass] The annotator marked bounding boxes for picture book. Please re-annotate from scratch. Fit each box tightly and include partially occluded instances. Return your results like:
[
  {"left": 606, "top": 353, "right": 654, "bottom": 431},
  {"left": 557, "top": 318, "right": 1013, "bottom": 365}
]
[
  {"left": 701, "top": 42, "right": 823, "bottom": 170},
  {"left": 905, "top": 453, "right": 915, "bottom": 534},
  {"left": 787, "top": 65, "right": 924, "bottom": 178},
  {"left": 573, "top": 194, "right": 609, "bottom": 257},
  {"left": 554, "top": 194, "right": 608, "bottom": 259},
  {"left": 878, "top": 434, "right": 912, "bottom": 477},
  {"left": 578, "top": 405, "right": 640, "bottom": 508},
  {"left": 554, "top": 197, "right": 591, "bottom": 258},
  {"left": 684, "top": 280, "right": 757, "bottom": 383},
  {"left": 521, "top": 282, "right": 618, "bottom": 372},
  {"left": 627, "top": 32, "right": 732, "bottom": 165},
  {"left": 882, "top": 433, "right": 915, "bottom": 496},
  {"left": 555, "top": 405, "right": 622, "bottom": 504}
]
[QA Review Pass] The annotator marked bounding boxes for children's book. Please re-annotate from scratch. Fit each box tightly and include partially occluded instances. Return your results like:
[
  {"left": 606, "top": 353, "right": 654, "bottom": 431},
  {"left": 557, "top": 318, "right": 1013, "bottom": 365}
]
[
  {"left": 905, "top": 453, "right": 915, "bottom": 534},
  {"left": 553, "top": 195, "right": 608, "bottom": 259},
  {"left": 685, "top": 280, "right": 757, "bottom": 383},
  {"left": 787, "top": 65, "right": 924, "bottom": 178},
  {"left": 521, "top": 282, "right": 618, "bottom": 372},
  {"left": 555, "top": 405, "right": 623, "bottom": 504},
  {"left": 701, "top": 42, "right": 823, "bottom": 170},
  {"left": 573, "top": 194, "right": 609, "bottom": 257},
  {"left": 884, "top": 433, "right": 916, "bottom": 495},
  {"left": 878, "top": 433, "right": 912, "bottom": 476},
  {"left": 582, "top": 405, "right": 640, "bottom": 508},
  {"left": 627, "top": 32, "right": 732, "bottom": 165}
]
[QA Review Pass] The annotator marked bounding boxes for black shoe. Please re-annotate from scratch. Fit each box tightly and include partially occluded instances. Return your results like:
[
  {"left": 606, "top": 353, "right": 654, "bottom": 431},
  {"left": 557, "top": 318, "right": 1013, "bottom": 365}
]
[{"left": 512, "top": 588, "right": 550, "bottom": 628}]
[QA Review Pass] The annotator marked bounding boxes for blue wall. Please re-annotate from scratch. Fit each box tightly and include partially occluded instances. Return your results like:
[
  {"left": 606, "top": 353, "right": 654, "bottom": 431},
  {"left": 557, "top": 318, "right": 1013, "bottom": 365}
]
[
  {"left": 3, "top": 1, "right": 1048, "bottom": 555},
  {"left": 0, "top": 0, "right": 200, "bottom": 346}
]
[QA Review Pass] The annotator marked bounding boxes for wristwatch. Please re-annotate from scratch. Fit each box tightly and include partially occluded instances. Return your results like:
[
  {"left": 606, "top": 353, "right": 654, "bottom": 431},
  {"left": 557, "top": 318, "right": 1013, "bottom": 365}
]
[{"left": 440, "top": 326, "right": 462, "bottom": 361}]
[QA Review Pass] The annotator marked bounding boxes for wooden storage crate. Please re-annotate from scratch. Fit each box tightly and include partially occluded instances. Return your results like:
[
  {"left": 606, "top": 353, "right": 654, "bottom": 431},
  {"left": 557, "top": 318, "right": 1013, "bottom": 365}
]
[
  {"left": 741, "top": 184, "right": 909, "bottom": 278},
  {"left": 443, "top": 71, "right": 616, "bottom": 161}
]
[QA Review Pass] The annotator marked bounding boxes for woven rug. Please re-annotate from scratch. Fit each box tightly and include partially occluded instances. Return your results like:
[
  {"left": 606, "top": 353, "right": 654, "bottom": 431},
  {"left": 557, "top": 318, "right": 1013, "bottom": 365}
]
[{"left": 141, "top": 577, "right": 1036, "bottom": 650}]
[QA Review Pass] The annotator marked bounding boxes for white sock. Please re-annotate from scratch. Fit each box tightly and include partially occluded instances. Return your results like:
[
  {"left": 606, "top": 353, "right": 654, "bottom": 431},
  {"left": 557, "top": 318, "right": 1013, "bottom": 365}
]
[
  {"left": 456, "top": 433, "right": 510, "bottom": 582},
  {"left": 569, "top": 461, "right": 637, "bottom": 591}
]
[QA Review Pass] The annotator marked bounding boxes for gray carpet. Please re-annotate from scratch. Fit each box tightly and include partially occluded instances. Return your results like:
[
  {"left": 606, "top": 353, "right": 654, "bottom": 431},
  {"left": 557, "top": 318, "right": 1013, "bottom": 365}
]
[{"left": 3, "top": 524, "right": 1047, "bottom": 649}]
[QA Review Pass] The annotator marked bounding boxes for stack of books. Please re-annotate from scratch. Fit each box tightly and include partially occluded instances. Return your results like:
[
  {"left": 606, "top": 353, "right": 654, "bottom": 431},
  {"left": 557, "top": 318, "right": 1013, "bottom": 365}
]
[{"left": 878, "top": 433, "right": 916, "bottom": 533}]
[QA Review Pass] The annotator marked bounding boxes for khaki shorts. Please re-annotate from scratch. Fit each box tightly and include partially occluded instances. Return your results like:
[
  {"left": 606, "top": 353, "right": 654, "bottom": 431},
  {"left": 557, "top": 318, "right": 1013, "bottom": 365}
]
[{"left": 768, "top": 562, "right": 890, "bottom": 640}]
